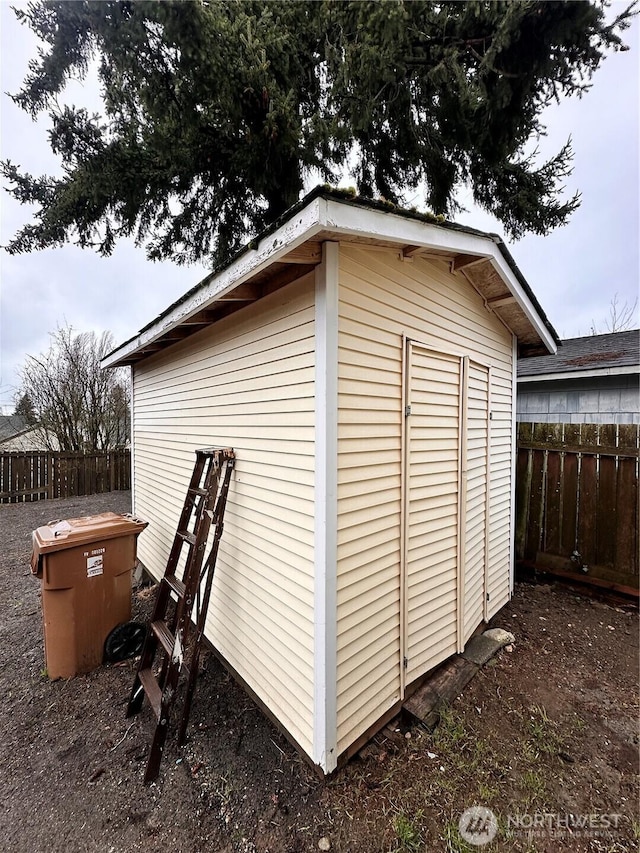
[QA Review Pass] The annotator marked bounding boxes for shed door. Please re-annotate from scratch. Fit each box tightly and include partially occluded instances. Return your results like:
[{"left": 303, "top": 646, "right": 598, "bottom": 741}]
[
  {"left": 462, "top": 361, "right": 490, "bottom": 642},
  {"left": 404, "top": 344, "right": 462, "bottom": 685},
  {"left": 403, "top": 344, "right": 490, "bottom": 689}
]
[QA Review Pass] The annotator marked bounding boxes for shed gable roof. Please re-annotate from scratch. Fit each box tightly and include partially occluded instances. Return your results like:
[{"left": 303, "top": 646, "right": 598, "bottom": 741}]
[
  {"left": 103, "top": 187, "right": 559, "bottom": 369},
  {"left": 517, "top": 329, "right": 640, "bottom": 381}
]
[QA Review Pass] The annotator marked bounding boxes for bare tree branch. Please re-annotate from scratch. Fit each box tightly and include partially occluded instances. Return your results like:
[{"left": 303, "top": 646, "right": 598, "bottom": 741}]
[
  {"left": 16, "top": 325, "right": 130, "bottom": 452},
  {"left": 590, "top": 293, "right": 640, "bottom": 334}
]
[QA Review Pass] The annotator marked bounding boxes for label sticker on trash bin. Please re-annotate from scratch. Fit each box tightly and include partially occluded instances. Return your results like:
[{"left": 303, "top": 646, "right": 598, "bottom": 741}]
[{"left": 87, "top": 555, "right": 104, "bottom": 577}]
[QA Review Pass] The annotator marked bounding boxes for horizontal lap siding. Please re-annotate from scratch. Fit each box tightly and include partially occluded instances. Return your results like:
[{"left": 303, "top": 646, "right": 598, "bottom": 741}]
[
  {"left": 133, "top": 276, "right": 316, "bottom": 758},
  {"left": 336, "top": 246, "right": 513, "bottom": 756},
  {"left": 336, "top": 263, "right": 403, "bottom": 755}
]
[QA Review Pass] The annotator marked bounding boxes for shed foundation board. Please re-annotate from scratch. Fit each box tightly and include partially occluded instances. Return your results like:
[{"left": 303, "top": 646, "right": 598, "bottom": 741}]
[
  {"left": 403, "top": 656, "right": 479, "bottom": 725},
  {"left": 403, "top": 627, "right": 515, "bottom": 726}
]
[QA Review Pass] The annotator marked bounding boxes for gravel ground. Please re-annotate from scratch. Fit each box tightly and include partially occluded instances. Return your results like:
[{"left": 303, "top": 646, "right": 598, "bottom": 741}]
[{"left": 1, "top": 491, "right": 638, "bottom": 853}]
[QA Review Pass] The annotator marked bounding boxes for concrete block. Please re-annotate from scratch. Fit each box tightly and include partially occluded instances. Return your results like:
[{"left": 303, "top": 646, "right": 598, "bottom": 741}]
[{"left": 462, "top": 628, "right": 515, "bottom": 666}]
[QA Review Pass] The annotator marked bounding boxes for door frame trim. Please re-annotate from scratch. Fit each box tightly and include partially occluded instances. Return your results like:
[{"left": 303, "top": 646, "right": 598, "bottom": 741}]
[
  {"left": 401, "top": 339, "right": 492, "bottom": 693},
  {"left": 402, "top": 339, "right": 464, "bottom": 693}
]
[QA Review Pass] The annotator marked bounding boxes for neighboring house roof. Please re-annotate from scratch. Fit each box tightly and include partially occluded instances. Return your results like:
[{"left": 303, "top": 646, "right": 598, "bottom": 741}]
[
  {"left": 0, "top": 425, "right": 60, "bottom": 452},
  {"left": 518, "top": 329, "right": 640, "bottom": 383},
  {"left": 0, "top": 414, "right": 29, "bottom": 442},
  {"left": 103, "top": 186, "right": 559, "bottom": 369}
]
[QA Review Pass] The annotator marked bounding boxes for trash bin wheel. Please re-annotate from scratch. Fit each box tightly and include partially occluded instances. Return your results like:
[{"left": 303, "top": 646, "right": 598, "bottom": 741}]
[{"left": 104, "top": 622, "right": 146, "bottom": 662}]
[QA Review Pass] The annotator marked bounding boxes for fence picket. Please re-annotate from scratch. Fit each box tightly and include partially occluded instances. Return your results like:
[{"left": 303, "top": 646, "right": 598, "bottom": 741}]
[
  {"left": 560, "top": 451, "right": 579, "bottom": 558},
  {"left": 596, "top": 425, "right": 618, "bottom": 568},
  {"left": 517, "top": 422, "right": 639, "bottom": 592},
  {"left": 616, "top": 457, "right": 638, "bottom": 577},
  {"left": 0, "top": 450, "right": 130, "bottom": 503}
]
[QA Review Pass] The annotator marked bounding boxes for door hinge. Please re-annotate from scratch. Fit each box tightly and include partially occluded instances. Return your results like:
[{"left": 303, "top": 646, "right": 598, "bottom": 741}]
[
  {"left": 403, "top": 655, "right": 408, "bottom": 669},
  {"left": 404, "top": 405, "right": 412, "bottom": 417}
]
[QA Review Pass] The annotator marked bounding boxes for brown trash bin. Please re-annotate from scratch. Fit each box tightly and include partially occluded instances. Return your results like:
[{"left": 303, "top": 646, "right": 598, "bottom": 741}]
[{"left": 31, "top": 512, "right": 148, "bottom": 679}]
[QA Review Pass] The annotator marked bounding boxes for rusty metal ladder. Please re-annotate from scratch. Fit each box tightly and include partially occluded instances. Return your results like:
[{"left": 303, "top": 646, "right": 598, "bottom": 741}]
[{"left": 126, "top": 447, "right": 235, "bottom": 784}]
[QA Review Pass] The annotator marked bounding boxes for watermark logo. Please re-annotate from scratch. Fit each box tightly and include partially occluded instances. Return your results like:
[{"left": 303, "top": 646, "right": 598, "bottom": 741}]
[
  {"left": 508, "top": 812, "right": 622, "bottom": 840},
  {"left": 457, "top": 807, "right": 623, "bottom": 846},
  {"left": 458, "top": 806, "right": 498, "bottom": 846}
]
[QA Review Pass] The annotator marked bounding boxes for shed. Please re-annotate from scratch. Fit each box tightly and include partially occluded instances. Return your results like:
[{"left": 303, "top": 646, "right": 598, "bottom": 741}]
[
  {"left": 103, "top": 188, "right": 558, "bottom": 773},
  {"left": 517, "top": 329, "right": 640, "bottom": 424}
]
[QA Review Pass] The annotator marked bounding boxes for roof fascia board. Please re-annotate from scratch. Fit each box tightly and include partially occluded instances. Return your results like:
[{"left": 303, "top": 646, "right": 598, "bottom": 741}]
[
  {"left": 103, "top": 192, "right": 557, "bottom": 367},
  {"left": 487, "top": 254, "right": 557, "bottom": 355},
  {"left": 322, "top": 196, "right": 494, "bottom": 257},
  {"left": 102, "top": 197, "right": 325, "bottom": 368},
  {"left": 320, "top": 199, "right": 557, "bottom": 354},
  {"left": 518, "top": 364, "right": 639, "bottom": 383}
]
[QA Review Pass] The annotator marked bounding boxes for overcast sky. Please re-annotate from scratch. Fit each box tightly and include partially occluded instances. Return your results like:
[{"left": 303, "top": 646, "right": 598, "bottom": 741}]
[{"left": 1, "top": 3, "right": 638, "bottom": 413}]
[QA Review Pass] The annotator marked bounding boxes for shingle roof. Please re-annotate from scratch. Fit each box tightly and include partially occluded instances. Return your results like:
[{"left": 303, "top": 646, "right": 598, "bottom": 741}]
[
  {"left": 103, "top": 186, "right": 559, "bottom": 368},
  {"left": 0, "top": 415, "right": 29, "bottom": 442},
  {"left": 517, "top": 329, "right": 640, "bottom": 377}
]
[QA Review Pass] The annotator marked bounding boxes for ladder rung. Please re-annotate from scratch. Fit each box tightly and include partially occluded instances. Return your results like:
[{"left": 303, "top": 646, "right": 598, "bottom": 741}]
[
  {"left": 151, "top": 620, "right": 175, "bottom": 656},
  {"left": 163, "top": 575, "right": 186, "bottom": 599},
  {"left": 127, "top": 448, "right": 234, "bottom": 784},
  {"left": 138, "top": 668, "right": 162, "bottom": 719},
  {"left": 177, "top": 529, "right": 197, "bottom": 546}
]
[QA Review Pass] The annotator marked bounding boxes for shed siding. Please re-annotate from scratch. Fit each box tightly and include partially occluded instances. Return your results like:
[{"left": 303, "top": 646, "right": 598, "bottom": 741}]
[
  {"left": 132, "top": 276, "right": 316, "bottom": 758},
  {"left": 336, "top": 246, "right": 514, "bottom": 754}
]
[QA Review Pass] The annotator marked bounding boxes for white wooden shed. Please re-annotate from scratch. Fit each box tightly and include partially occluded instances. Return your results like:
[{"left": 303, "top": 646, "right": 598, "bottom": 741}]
[{"left": 104, "top": 188, "right": 558, "bottom": 773}]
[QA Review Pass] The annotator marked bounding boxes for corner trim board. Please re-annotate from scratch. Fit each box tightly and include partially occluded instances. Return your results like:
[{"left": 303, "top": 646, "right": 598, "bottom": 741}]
[
  {"left": 509, "top": 335, "right": 518, "bottom": 596},
  {"left": 313, "top": 241, "right": 339, "bottom": 772},
  {"left": 130, "top": 365, "right": 136, "bottom": 513}
]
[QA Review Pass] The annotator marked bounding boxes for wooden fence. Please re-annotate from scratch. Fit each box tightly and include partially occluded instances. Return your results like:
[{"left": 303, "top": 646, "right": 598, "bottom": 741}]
[
  {"left": 0, "top": 450, "right": 131, "bottom": 503},
  {"left": 515, "top": 423, "right": 639, "bottom": 593}
]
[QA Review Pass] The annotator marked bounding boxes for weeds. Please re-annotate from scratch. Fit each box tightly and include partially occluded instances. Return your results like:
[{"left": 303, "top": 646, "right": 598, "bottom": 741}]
[
  {"left": 521, "top": 769, "right": 546, "bottom": 805},
  {"left": 443, "top": 819, "right": 477, "bottom": 853},
  {"left": 527, "top": 705, "right": 562, "bottom": 756},
  {"left": 394, "top": 811, "right": 423, "bottom": 852},
  {"left": 477, "top": 782, "right": 499, "bottom": 802},
  {"left": 434, "top": 706, "right": 467, "bottom": 746}
]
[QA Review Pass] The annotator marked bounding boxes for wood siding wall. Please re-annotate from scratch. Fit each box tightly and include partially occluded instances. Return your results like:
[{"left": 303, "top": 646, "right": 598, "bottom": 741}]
[
  {"left": 132, "top": 275, "right": 317, "bottom": 758},
  {"left": 516, "top": 422, "right": 639, "bottom": 590},
  {"left": 336, "top": 245, "right": 514, "bottom": 756},
  {"left": 517, "top": 375, "right": 640, "bottom": 425}
]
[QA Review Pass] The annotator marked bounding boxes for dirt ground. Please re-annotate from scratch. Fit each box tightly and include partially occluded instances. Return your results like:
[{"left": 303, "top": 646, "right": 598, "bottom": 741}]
[{"left": 1, "top": 492, "right": 638, "bottom": 853}]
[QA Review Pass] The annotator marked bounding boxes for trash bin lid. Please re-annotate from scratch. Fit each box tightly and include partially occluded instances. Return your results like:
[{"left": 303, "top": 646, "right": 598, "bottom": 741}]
[{"left": 31, "top": 512, "right": 148, "bottom": 574}]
